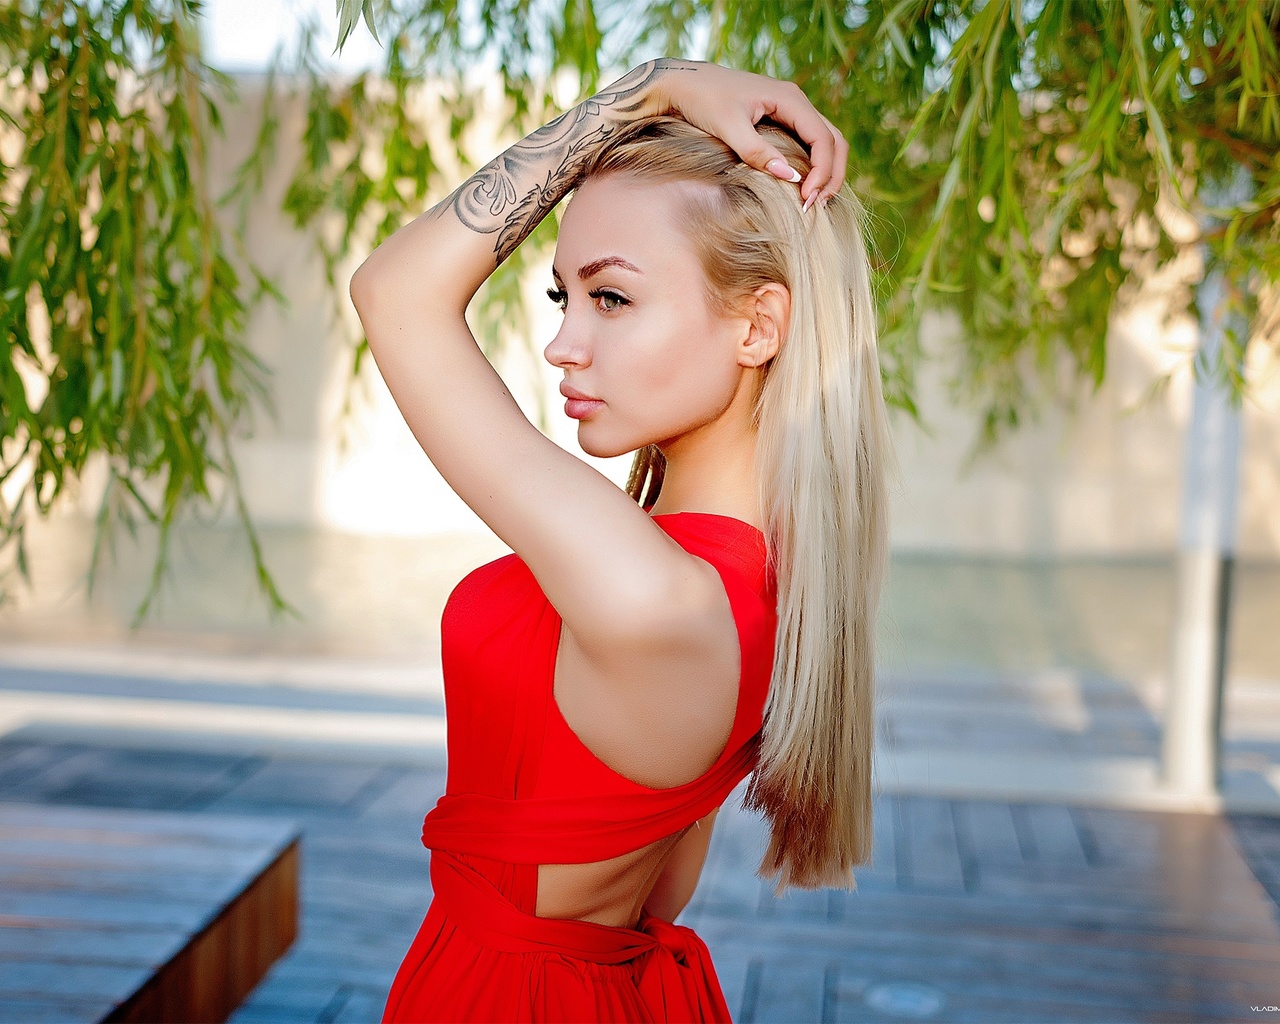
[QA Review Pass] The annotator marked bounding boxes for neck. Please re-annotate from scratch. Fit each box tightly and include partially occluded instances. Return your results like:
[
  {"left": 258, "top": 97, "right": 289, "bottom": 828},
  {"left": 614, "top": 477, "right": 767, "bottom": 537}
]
[{"left": 647, "top": 422, "right": 760, "bottom": 528}]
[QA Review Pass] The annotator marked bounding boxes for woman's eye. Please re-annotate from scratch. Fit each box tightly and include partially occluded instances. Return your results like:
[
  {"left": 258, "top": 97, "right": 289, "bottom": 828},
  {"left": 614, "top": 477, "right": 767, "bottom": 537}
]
[
  {"left": 590, "top": 289, "right": 629, "bottom": 312},
  {"left": 547, "top": 286, "right": 628, "bottom": 313}
]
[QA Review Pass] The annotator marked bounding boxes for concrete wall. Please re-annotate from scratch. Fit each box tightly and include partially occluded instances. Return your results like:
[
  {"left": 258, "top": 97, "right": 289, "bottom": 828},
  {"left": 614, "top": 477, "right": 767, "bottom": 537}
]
[
  {"left": 894, "top": 281, "right": 1280, "bottom": 558},
  {"left": 72, "top": 76, "right": 1279, "bottom": 559}
]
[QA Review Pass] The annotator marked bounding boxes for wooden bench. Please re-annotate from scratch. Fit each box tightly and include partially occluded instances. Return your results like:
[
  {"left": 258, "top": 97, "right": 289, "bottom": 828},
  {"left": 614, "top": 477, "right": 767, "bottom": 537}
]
[{"left": 0, "top": 802, "right": 300, "bottom": 1023}]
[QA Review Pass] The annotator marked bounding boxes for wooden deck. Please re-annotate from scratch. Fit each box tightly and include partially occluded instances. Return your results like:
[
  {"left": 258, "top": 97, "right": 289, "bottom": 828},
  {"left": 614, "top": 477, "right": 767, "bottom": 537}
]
[
  {"left": 688, "top": 797, "right": 1280, "bottom": 1022},
  {"left": 0, "top": 801, "right": 299, "bottom": 1023},
  {"left": 1, "top": 737, "right": 1278, "bottom": 1023}
]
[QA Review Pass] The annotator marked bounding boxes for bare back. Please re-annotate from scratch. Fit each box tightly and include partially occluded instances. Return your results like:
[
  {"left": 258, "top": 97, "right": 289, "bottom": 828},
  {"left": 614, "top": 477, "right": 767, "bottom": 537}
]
[{"left": 535, "top": 594, "right": 740, "bottom": 926}]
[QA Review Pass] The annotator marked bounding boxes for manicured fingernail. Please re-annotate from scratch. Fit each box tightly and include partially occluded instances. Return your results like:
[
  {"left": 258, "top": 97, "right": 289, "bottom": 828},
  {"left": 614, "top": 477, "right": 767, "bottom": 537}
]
[
  {"left": 766, "top": 158, "right": 802, "bottom": 183},
  {"left": 802, "top": 191, "right": 818, "bottom": 213},
  {"left": 818, "top": 194, "right": 829, "bottom": 210}
]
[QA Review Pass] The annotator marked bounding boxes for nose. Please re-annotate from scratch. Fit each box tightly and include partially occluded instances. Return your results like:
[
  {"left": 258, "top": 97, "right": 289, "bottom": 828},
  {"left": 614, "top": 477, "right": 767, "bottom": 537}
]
[{"left": 543, "top": 316, "right": 591, "bottom": 370}]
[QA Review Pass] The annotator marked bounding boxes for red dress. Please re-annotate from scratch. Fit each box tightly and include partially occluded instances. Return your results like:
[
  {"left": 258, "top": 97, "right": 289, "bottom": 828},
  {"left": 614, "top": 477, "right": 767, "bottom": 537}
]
[{"left": 383, "top": 512, "right": 778, "bottom": 1023}]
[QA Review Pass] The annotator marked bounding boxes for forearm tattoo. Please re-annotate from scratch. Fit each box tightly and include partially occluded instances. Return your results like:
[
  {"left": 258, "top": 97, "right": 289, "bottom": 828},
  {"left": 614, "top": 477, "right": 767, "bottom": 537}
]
[{"left": 442, "top": 59, "right": 698, "bottom": 265}]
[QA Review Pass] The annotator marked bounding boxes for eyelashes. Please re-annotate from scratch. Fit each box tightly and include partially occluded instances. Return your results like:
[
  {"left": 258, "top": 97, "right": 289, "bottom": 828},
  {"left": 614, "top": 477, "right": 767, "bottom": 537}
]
[{"left": 546, "top": 286, "right": 630, "bottom": 313}]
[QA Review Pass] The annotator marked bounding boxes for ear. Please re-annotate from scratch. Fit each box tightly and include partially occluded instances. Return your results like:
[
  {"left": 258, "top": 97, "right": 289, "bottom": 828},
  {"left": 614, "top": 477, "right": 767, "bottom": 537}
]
[{"left": 736, "top": 282, "right": 791, "bottom": 369}]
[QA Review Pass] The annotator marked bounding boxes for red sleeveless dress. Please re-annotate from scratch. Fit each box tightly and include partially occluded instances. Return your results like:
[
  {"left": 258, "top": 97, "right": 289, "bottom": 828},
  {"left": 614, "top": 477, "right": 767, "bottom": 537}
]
[{"left": 382, "top": 512, "right": 778, "bottom": 1023}]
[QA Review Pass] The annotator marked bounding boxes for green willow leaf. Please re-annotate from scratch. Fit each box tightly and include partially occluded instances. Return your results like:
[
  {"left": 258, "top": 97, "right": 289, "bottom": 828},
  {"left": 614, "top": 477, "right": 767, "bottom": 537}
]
[{"left": 1122, "top": 0, "right": 1178, "bottom": 185}]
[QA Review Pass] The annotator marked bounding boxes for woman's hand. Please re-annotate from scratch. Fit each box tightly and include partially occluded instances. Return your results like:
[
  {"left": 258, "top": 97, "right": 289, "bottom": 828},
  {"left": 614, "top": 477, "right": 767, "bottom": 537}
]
[{"left": 640, "top": 59, "right": 849, "bottom": 209}]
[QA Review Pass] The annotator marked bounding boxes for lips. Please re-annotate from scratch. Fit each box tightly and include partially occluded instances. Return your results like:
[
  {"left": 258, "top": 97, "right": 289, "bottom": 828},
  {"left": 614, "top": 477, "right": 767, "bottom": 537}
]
[
  {"left": 559, "top": 383, "right": 599, "bottom": 402},
  {"left": 560, "top": 382, "right": 604, "bottom": 420}
]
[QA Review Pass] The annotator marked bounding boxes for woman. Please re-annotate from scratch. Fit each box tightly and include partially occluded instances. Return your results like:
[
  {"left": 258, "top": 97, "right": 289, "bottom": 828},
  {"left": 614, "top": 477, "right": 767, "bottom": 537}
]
[{"left": 350, "top": 59, "right": 889, "bottom": 1023}]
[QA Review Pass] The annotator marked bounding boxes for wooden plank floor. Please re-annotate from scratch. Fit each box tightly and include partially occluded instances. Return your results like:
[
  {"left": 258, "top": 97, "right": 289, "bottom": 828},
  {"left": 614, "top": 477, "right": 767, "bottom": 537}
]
[{"left": 2, "top": 737, "right": 1278, "bottom": 1023}]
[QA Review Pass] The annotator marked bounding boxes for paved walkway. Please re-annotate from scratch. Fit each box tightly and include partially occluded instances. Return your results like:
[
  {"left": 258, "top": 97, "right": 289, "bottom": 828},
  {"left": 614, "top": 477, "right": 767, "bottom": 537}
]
[{"left": 1, "top": 737, "right": 1278, "bottom": 1023}]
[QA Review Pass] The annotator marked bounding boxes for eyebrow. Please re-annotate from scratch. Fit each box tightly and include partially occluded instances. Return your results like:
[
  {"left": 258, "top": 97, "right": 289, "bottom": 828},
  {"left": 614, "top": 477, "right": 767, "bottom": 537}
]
[{"left": 552, "top": 256, "right": 643, "bottom": 281}]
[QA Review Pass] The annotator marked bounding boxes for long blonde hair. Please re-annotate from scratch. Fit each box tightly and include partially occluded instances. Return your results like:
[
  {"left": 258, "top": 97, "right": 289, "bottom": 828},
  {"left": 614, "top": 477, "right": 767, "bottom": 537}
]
[{"left": 585, "top": 116, "right": 890, "bottom": 892}]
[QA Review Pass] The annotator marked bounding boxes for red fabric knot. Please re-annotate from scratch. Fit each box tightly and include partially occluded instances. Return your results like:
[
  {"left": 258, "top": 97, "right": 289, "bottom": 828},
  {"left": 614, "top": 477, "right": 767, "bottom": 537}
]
[{"left": 632, "top": 909, "right": 729, "bottom": 1022}]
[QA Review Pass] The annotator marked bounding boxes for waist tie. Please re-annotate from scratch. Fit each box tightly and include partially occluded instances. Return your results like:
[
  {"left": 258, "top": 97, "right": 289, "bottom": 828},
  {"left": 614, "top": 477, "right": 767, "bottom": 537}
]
[
  {"left": 421, "top": 737, "right": 759, "bottom": 865},
  {"left": 430, "top": 852, "right": 731, "bottom": 1021}
]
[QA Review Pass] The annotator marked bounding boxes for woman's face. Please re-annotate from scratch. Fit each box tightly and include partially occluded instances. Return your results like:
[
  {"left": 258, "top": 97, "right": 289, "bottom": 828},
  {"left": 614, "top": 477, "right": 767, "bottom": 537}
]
[{"left": 543, "top": 173, "right": 751, "bottom": 459}]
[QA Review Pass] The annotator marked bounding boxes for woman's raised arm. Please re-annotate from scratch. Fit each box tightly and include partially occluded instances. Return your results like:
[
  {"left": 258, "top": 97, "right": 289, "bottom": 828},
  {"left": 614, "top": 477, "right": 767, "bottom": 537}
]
[{"left": 348, "top": 61, "right": 844, "bottom": 660}]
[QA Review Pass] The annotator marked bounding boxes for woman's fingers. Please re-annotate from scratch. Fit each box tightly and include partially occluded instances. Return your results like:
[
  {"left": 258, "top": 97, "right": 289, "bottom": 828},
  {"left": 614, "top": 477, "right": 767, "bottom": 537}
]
[
  {"left": 715, "top": 103, "right": 841, "bottom": 203},
  {"left": 658, "top": 63, "right": 847, "bottom": 205},
  {"left": 816, "top": 112, "right": 850, "bottom": 203},
  {"left": 763, "top": 82, "right": 840, "bottom": 202},
  {"left": 711, "top": 113, "right": 804, "bottom": 183},
  {"left": 744, "top": 82, "right": 847, "bottom": 204}
]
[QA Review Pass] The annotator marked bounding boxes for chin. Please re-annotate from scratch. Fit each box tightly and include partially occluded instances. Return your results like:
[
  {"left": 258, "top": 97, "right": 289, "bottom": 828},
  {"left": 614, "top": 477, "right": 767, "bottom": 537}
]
[
  {"left": 576, "top": 427, "right": 637, "bottom": 461},
  {"left": 578, "top": 436, "right": 628, "bottom": 460}
]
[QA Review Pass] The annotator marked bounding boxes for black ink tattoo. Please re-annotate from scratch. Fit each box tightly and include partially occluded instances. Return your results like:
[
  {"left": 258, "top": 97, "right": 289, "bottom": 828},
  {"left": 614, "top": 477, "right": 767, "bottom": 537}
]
[{"left": 443, "top": 59, "right": 699, "bottom": 266}]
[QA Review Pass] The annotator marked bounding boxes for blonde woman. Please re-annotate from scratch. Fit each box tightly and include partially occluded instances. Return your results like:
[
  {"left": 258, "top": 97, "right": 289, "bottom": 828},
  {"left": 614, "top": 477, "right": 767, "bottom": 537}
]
[{"left": 349, "top": 59, "right": 889, "bottom": 1023}]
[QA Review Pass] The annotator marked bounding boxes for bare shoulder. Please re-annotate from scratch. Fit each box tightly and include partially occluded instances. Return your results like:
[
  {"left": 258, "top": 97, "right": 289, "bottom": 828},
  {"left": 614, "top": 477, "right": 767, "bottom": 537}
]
[{"left": 554, "top": 552, "right": 742, "bottom": 790}]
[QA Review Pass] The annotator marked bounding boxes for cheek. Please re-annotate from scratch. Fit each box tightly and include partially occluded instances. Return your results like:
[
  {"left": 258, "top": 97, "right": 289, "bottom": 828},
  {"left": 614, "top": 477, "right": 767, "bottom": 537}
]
[{"left": 617, "top": 315, "right": 739, "bottom": 420}]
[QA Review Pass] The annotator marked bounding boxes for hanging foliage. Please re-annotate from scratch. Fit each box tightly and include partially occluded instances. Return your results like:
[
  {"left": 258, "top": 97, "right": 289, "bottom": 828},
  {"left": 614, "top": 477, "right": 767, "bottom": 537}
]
[
  {"left": 0, "top": 0, "right": 289, "bottom": 622},
  {"left": 3, "top": 0, "right": 1278, "bottom": 619}
]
